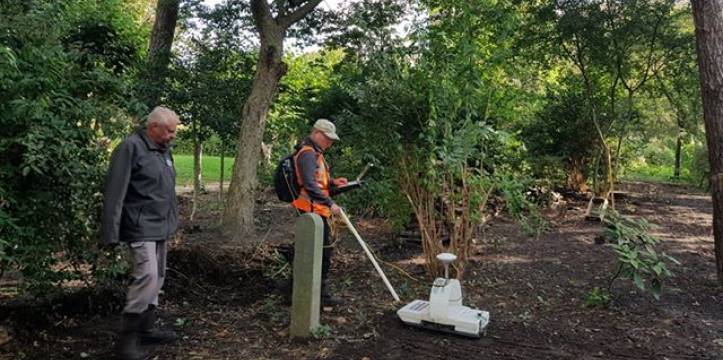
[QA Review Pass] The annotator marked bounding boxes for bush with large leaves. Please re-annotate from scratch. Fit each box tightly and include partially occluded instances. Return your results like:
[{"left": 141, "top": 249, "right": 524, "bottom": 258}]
[{"left": 0, "top": 0, "right": 146, "bottom": 295}]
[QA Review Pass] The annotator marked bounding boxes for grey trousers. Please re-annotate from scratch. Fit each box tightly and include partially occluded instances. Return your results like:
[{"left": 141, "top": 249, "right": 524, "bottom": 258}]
[{"left": 123, "top": 241, "right": 167, "bottom": 314}]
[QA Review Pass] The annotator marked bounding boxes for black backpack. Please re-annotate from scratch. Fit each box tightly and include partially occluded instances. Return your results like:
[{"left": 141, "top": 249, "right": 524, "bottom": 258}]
[{"left": 273, "top": 152, "right": 300, "bottom": 202}]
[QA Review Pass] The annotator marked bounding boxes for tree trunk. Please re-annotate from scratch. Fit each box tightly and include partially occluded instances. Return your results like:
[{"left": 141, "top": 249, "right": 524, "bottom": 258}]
[
  {"left": 674, "top": 129, "right": 682, "bottom": 179},
  {"left": 692, "top": 0, "right": 723, "bottom": 286},
  {"left": 191, "top": 139, "right": 203, "bottom": 221},
  {"left": 219, "top": 140, "right": 226, "bottom": 203},
  {"left": 566, "top": 156, "right": 589, "bottom": 192},
  {"left": 221, "top": 0, "right": 322, "bottom": 243},
  {"left": 592, "top": 148, "right": 601, "bottom": 195},
  {"left": 660, "top": 83, "right": 687, "bottom": 181},
  {"left": 222, "top": 31, "right": 287, "bottom": 242},
  {"left": 194, "top": 139, "right": 203, "bottom": 192},
  {"left": 591, "top": 110, "right": 613, "bottom": 201},
  {"left": 604, "top": 141, "right": 614, "bottom": 209},
  {"left": 144, "top": 0, "right": 179, "bottom": 109},
  {"left": 613, "top": 131, "right": 625, "bottom": 184}
]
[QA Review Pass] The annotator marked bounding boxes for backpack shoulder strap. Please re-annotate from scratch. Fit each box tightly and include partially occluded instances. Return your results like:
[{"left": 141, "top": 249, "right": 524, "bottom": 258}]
[
  {"left": 293, "top": 145, "right": 316, "bottom": 164},
  {"left": 293, "top": 145, "right": 316, "bottom": 186}
]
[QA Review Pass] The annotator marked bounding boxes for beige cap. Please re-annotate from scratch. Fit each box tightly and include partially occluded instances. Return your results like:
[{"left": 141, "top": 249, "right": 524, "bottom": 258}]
[{"left": 313, "top": 118, "right": 340, "bottom": 140}]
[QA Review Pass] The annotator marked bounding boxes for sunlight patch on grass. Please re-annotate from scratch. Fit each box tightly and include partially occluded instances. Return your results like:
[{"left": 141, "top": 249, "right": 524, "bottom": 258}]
[{"left": 174, "top": 154, "right": 235, "bottom": 186}]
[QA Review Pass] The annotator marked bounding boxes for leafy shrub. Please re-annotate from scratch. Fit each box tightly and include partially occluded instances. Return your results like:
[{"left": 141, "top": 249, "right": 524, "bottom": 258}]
[
  {"left": 497, "top": 174, "right": 548, "bottom": 238},
  {"left": 601, "top": 210, "right": 679, "bottom": 300},
  {"left": 688, "top": 141, "right": 710, "bottom": 189},
  {"left": 0, "top": 0, "right": 143, "bottom": 296}
]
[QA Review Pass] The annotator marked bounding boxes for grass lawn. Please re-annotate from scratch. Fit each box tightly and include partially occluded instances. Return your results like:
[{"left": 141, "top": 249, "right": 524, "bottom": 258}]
[
  {"left": 621, "top": 163, "right": 700, "bottom": 186},
  {"left": 174, "top": 154, "right": 235, "bottom": 186}
]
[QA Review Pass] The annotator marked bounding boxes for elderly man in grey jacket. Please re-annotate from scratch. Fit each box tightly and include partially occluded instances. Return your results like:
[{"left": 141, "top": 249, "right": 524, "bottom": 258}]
[{"left": 101, "top": 106, "right": 180, "bottom": 360}]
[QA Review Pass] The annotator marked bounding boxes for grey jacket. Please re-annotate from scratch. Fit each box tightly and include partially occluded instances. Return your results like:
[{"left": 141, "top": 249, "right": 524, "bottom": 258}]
[{"left": 100, "top": 129, "right": 178, "bottom": 245}]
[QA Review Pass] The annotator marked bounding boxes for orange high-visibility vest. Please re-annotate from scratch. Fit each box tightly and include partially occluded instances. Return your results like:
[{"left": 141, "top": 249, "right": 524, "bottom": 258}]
[{"left": 291, "top": 145, "right": 332, "bottom": 218}]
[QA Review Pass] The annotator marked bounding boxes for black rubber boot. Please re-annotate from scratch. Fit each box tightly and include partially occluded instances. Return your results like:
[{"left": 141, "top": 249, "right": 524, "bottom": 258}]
[
  {"left": 139, "top": 305, "right": 178, "bottom": 345},
  {"left": 321, "top": 282, "right": 342, "bottom": 306},
  {"left": 118, "top": 313, "right": 148, "bottom": 360}
]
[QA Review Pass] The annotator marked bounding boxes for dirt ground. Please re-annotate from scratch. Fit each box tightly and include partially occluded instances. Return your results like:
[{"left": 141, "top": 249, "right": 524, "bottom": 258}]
[{"left": 1, "top": 181, "right": 722, "bottom": 359}]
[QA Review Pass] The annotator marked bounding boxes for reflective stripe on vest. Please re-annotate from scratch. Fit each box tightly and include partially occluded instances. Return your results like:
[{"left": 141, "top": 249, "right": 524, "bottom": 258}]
[{"left": 291, "top": 145, "right": 332, "bottom": 217}]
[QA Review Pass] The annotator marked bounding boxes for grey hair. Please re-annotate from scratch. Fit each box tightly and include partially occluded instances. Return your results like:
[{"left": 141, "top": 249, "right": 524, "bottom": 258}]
[{"left": 147, "top": 106, "right": 180, "bottom": 126}]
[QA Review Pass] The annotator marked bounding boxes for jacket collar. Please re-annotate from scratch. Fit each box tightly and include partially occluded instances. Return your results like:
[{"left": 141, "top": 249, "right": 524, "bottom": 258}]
[
  {"left": 306, "top": 137, "right": 324, "bottom": 153},
  {"left": 136, "top": 128, "right": 166, "bottom": 152},
  {"left": 298, "top": 137, "right": 324, "bottom": 153}
]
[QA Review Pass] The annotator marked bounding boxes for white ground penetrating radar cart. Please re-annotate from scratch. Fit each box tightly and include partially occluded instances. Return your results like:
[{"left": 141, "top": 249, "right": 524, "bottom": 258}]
[
  {"left": 396, "top": 253, "right": 490, "bottom": 337},
  {"left": 337, "top": 166, "right": 489, "bottom": 338}
]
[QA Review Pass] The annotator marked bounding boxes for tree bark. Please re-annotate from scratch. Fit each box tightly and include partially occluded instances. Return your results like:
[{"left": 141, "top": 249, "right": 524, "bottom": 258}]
[
  {"left": 591, "top": 148, "right": 601, "bottom": 195},
  {"left": 691, "top": 0, "right": 723, "bottom": 286},
  {"left": 144, "top": 0, "right": 180, "bottom": 109},
  {"left": 222, "top": 0, "right": 321, "bottom": 243},
  {"left": 567, "top": 156, "right": 589, "bottom": 193},
  {"left": 222, "top": 31, "right": 286, "bottom": 240},
  {"left": 191, "top": 139, "right": 203, "bottom": 221},
  {"left": 674, "top": 128, "right": 682, "bottom": 179},
  {"left": 194, "top": 139, "right": 203, "bottom": 192},
  {"left": 219, "top": 140, "right": 226, "bottom": 203}
]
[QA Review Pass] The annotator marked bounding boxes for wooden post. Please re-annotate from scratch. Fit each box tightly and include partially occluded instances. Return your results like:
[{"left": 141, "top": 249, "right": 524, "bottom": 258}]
[{"left": 289, "top": 213, "right": 323, "bottom": 338}]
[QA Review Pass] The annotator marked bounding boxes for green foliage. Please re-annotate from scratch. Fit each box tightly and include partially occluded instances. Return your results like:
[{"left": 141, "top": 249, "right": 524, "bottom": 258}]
[
  {"left": 173, "top": 133, "right": 236, "bottom": 157},
  {"left": 262, "top": 250, "right": 291, "bottom": 281},
  {"left": 0, "top": 0, "right": 705, "bottom": 300},
  {"left": 622, "top": 138, "right": 708, "bottom": 188},
  {"left": 316, "top": 0, "right": 537, "bottom": 229},
  {"left": 92, "top": 246, "right": 131, "bottom": 286},
  {"left": 497, "top": 174, "right": 548, "bottom": 238},
  {"left": 525, "top": 0, "right": 692, "bottom": 193},
  {"left": 318, "top": 45, "right": 426, "bottom": 222},
  {"left": 267, "top": 50, "right": 346, "bottom": 153},
  {"left": 602, "top": 211, "right": 679, "bottom": 300},
  {"left": 257, "top": 49, "right": 349, "bottom": 186},
  {"left": 165, "top": 2, "right": 256, "bottom": 189},
  {"left": 0, "top": 0, "right": 145, "bottom": 295},
  {"left": 174, "top": 317, "right": 190, "bottom": 327},
  {"left": 259, "top": 294, "right": 287, "bottom": 325},
  {"left": 311, "top": 324, "right": 333, "bottom": 339},
  {"left": 689, "top": 142, "right": 710, "bottom": 188},
  {"left": 523, "top": 77, "right": 598, "bottom": 188},
  {"left": 585, "top": 287, "right": 612, "bottom": 308},
  {"left": 624, "top": 163, "right": 682, "bottom": 183},
  {"left": 393, "top": 0, "right": 540, "bottom": 277}
]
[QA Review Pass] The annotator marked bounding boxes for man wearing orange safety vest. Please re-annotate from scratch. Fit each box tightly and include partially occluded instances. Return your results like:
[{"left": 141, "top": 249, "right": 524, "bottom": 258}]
[{"left": 291, "top": 119, "right": 347, "bottom": 305}]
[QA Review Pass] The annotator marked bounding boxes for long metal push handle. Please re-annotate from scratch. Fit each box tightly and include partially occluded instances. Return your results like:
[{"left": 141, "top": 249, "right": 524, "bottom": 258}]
[{"left": 338, "top": 209, "right": 400, "bottom": 302}]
